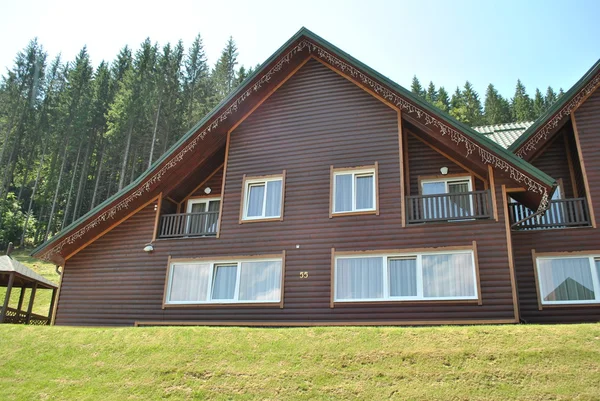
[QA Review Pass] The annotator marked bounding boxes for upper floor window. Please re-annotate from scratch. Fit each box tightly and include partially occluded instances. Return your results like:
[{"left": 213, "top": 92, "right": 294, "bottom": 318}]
[
  {"left": 420, "top": 176, "right": 473, "bottom": 219},
  {"left": 186, "top": 198, "right": 220, "bottom": 235},
  {"left": 331, "top": 164, "right": 378, "bottom": 216},
  {"left": 241, "top": 173, "right": 285, "bottom": 222},
  {"left": 334, "top": 249, "right": 478, "bottom": 303},
  {"left": 535, "top": 255, "right": 600, "bottom": 305},
  {"left": 165, "top": 257, "right": 283, "bottom": 305}
]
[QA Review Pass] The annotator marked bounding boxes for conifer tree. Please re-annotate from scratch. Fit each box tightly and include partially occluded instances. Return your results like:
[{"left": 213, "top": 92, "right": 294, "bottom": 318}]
[
  {"left": 410, "top": 76, "right": 425, "bottom": 98},
  {"left": 213, "top": 37, "right": 238, "bottom": 100},
  {"left": 425, "top": 81, "right": 437, "bottom": 104},
  {"left": 483, "top": 84, "right": 511, "bottom": 125},
  {"left": 511, "top": 79, "right": 534, "bottom": 122},
  {"left": 433, "top": 87, "right": 450, "bottom": 113},
  {"left": 183, "top": 34, "right": 210, "bottom": 126},
  {"left": 533, "top": 88, "right": 545, "bottom": 118},
  {"left": 544, "top": 86, "right": 557, "bottom": 111}
]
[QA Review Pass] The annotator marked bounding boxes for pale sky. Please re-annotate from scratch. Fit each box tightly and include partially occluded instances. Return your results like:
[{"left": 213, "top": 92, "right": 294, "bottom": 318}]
[{"left": 1, "top": 0, "right": 598, "bottom": 99}]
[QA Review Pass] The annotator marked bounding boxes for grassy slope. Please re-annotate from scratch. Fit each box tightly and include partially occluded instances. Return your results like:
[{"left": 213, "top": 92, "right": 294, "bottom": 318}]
[
  {"left": 0, "top": 324, "right": 599, "bottom": 400},
  {"left": 0, "top": 249, "right": 60, "bottom": 316}
]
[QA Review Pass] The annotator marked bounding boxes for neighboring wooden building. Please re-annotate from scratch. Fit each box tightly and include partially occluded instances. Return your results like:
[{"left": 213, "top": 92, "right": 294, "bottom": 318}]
[{"left": 31, "top": 28, "right": 600, "bottom": 326}]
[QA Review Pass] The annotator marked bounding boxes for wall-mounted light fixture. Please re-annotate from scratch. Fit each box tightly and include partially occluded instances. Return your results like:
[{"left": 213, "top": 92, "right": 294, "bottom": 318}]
[
  {"left": 204, "top": 187, "right": 212, "bottom": 195},
  {"left": 143, "top": 243, "right": 154, "bottom": 253},
  {"left": 440, "top": 166, "right": 449, "bottom": 175}
]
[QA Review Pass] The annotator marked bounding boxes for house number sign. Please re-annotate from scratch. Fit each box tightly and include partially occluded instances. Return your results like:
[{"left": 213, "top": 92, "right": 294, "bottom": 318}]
[{"left": 299, "top": 272, "right": 309, "bottom": 278}]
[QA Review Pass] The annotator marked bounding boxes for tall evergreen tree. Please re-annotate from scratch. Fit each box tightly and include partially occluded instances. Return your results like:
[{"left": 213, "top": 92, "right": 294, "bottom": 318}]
[
  {"left": 183, "top": 34, "right": 210, "bottom": 126},
  {"left": 433, "top": 86, "right": 450, "bottom": 113},
  {"left": 410, "top": 76, "right": 425, "bottom": 98},
  {"left": 483, "top": 84, "right": 511, "bottom": 124},
  {"left": 511, "top": 79, "right": 534, "bottom": 122},
  {"left": 461, "top": 81, "right": 483, "bottom": 125},
  {"left": 533, "top": 88, "right": 545, "bottom": 118},
  {"left": 425, "top": 81, "right": 437, "bottom": 104},
  {"left": 212, "top": 36, "right": 238, "bottom": 100},
  {"left": 544, "top": 86, "right": 557, "bottom": 111}
]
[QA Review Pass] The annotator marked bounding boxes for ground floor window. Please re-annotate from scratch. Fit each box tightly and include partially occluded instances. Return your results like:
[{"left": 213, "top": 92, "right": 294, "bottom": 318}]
[
  {"left": 334, "top": 249, "right": 478, "bottom": 302},
  {"left": 166, "top": 257, "right": 283, "bottom": 305},
  {"left": 536, "top": 256, "right": 600, "bottom": 305}
]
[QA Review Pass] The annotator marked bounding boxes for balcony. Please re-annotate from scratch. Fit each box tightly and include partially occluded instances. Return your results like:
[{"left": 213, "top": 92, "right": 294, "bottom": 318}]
[
  {"left": 406, "top": 190, "right": 493, "bottom": 224},
  {"left": 508, "top": 198, "right": 591, "bottom": 230},
  {"left": 158, "top": 211, "right": 219, "bottom": 238}
]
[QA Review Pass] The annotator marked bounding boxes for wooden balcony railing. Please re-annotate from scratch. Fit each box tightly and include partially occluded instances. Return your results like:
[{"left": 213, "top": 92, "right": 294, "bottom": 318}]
[
  {"left": 406, "top": 190, "right": 493, "bottom": 224},
  {"left": 508, "top": 198, "right": 591, "bottom": 230},
  {"left": 159, "top": 211, "right": 219, "bottom": 238}
]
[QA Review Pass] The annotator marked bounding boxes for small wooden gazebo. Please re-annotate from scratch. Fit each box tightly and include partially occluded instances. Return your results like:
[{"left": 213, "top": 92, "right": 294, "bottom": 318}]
[{"left": 0, "top": 255, "right": 58, "bottom": 325}]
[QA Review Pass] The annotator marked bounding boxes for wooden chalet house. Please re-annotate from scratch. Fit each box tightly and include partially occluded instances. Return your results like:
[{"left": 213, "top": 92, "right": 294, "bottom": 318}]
[{"left": 32, "top": 28, "right": 600, "bottom": 326}]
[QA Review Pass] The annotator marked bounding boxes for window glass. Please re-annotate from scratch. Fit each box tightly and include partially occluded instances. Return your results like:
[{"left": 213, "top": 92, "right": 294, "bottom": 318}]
[
  {"left": 389, "top": 258, "right": 417, "bottom": 297},
  {"left": 356, "top": 175, "right": 374, "bottom": 210},
  {"left": 335, "top": 251, "right": 477, "bottom": 302},
  {"left": 239, "top": 261, "right": 282, "bottom": 301},
  {"left": 211, "top": 264, "right": 238, "bottom": 300},
  {"left": 336, "top": 257, "right": 383, "bottom": 300},
  {"left": 265, "top": 180, "right": 282, "bottom": 217},
  {"left": 169, "top": 263, "right": 210, "bottom": 302},
  {"left": 538, "top": 258, "right": 595, "bottom": 302},
  {"left": 422, "top": 253, "right": 475, "bottom": 298},
  {"left": 334, "top": 173, "right": 353, "bottom": 212},
  {"left": 247, "top": 184, "right": 265, "bottom": 217}
]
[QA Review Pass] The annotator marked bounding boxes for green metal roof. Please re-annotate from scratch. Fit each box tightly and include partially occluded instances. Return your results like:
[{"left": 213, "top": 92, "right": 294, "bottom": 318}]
[
  {"left": 32, "top": 27, "right": 557, "bottom": 258},
  {"left": 509, "top": 59, "right": 600, "bottom": 152},
  {"left": 473, "top": 122, "right": 534, "bottom": 149}
]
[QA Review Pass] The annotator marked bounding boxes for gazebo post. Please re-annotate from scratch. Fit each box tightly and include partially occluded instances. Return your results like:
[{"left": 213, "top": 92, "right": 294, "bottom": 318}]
[
  {"left": 16, "top": 286, "right": 26, "bottom": 319},
  {"left": 25, "top": 282, "right": 37, "bottom": 324},
  {"left": 47, "top": 288, "right": 57, "bottom": 325},
  {"left": 0, "top": 272, "right": 15, "bottom": 323}
]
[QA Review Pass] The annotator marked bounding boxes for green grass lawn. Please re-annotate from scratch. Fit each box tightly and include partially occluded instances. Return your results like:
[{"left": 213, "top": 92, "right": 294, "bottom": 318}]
[
  {"left": 0, "top": 249, "right": 60, "bottom": 316},
  {"left": 0, "top": 324, "right": 599, "bottom": 400},
  {"left": 1, "top": 251, "right": 599, "bottom": 399}
]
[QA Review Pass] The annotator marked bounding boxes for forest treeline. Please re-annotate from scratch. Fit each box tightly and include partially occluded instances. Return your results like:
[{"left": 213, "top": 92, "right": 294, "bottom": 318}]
[
  {"left": 0, "top": 35, "right": 564, "bottom": 249},
  {"left": 410, "top": 76, "right": 564, "bottom": 126}
]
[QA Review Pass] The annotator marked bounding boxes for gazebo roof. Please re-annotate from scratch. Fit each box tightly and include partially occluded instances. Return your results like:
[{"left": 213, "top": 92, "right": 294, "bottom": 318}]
[{"left": 0, "top": 256, "right": 57, "bottom": 289}]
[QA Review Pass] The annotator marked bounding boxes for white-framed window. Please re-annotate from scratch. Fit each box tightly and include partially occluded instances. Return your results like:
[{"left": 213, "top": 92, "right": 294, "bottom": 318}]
[
  {"left": 536, "top": 255, "right": 600, "bottom": 305},
  {"left": 420, "top": 176, "right": 473, "bottom": 219},
  {"left": 242, "top": 175, "right": 284, "bottom": 221},
  {"left": 186, "top": 198, "right": 221, "bottom": 234},
  {"left": 332, "top": 167, "right": 377, "bottom": 214},
  {"left": 166, "top": 257, "right": 283, "bottom": 305},
  {"left": 334, "top": 250, "right": 478, "bottom": 302}
]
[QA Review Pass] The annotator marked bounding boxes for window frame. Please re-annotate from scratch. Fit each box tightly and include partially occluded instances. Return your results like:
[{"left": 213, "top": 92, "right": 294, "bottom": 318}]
[
  {"left": 186, "top": 197, "right": 222, "bottom": 214},
  {"left": 534, "top": 254, "right": 600, "bottom": 306},
  {"left": 419, "top": 175, "right": 474, "bottom": 195},
  {"left": 163, "top": 254, "right": 285, "bottom": 307},
  {"left": 330, "top": 163, "right": 379, "bottom": 217},
  {"left": 240, "top": 172, "right": 286, "bottom": 223},
  {"left": 332, "top": 247, "right": 479, "bottom": 304}
]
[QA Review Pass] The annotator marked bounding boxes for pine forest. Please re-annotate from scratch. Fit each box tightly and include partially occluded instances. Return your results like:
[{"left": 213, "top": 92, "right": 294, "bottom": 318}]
[{"left": 0, "top": 35, "right": 565, "bottom": 249}]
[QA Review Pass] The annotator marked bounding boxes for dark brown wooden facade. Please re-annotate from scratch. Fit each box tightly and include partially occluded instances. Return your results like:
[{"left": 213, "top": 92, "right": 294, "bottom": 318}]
[
  {"left": 55, "top": 60, "right": 520, "bottom": 326},
  {"left": 511, "top": 87, "right": 600, "bottom": 323},
  {"left": 36, "top": 29, "right": 599, "bottom": 327}
]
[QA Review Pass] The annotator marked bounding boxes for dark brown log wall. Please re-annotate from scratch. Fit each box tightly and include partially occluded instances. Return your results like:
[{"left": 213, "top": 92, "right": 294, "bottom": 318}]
[
  {"left": 513, "top": 87, "right": 600, "bottom": 323},
  {"left": 189, "top": 165, "right": 223, "bottom": 199},
  {"left": 57, "top": 60, "right": 517, "bottom": 326}
]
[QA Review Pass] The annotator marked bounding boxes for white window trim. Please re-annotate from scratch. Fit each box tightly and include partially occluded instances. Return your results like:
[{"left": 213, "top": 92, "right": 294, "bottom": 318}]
[
  {"left": 334, "top": 250, "right": 478, "bottom": 303},
  {"left": 536, "top": 255, "right": 600, "bottom": 306},
  {"left": 242, "top": 176, "right": 283, "bottom": 221},
  {"left": 186, "top": 197, "right": 221, "bottom": 214},
  {"left": 332, "top": 168, "right": 377, "bottom": 214},
  {"left": 165, "top": 257, "right": 283, "bottom": 305}
]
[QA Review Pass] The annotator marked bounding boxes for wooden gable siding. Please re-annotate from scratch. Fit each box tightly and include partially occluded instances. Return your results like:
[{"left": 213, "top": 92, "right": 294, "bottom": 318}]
[
  {"left": 529, "top": 127, "right": 580, "bottom": 199},
  {"left": 512, "top": 87, "right": 600, "bottom": 324},
  {"left": 57, "top": 59, "right": 516, "bottom": 326},
  {"left": 405, "top": 131, "right": 485, "bottom": 194}
]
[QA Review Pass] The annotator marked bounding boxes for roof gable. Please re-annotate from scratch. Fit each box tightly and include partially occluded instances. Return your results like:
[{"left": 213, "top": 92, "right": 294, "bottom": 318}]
[
  {"left": 32, "top": 27, "right": 556, "bottom": 265},
  {"left": 509, "top": 59, "right": 600, "bottom": 158}
]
